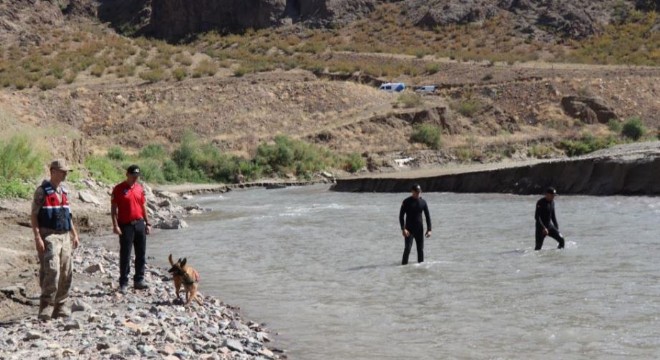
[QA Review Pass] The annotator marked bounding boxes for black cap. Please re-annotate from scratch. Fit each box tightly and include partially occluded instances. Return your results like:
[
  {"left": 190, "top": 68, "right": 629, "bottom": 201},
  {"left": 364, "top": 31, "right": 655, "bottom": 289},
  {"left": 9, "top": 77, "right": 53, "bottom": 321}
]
[
  {"left": 127, "top": 165, "right": 141, "bottom": 175},
  {"left": 546, "top": 186, "right": 557, "bottom": 194},
  {"left": 411, "top": 184, "right": 421, "bottom": 192}
]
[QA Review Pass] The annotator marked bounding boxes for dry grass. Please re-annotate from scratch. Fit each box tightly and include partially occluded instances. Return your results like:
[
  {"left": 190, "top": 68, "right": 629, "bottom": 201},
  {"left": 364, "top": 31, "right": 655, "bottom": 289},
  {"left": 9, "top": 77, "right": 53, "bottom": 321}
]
[{"left": 0, "top": 3, "right": 656, "bottom": 92}]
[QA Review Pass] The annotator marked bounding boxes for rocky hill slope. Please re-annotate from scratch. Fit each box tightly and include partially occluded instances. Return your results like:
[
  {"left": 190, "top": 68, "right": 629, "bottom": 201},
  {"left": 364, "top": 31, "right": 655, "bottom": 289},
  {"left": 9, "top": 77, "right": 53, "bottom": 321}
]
[
  {"left": 3, "top": 0, "right": 656, "bottom": 42},
  {"left": 146, "top": 0, "right": 657, "bottom": 39}
]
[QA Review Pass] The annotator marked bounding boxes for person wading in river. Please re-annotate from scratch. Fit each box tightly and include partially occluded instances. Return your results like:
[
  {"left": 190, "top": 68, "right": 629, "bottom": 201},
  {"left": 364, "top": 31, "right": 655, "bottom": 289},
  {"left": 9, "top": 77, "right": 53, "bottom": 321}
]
[
  {"left": 399, "top": 184, "right": 432, "bottom": 265},
  {"left": 534, "top": 187, "right": 565, "bottom": 250}
]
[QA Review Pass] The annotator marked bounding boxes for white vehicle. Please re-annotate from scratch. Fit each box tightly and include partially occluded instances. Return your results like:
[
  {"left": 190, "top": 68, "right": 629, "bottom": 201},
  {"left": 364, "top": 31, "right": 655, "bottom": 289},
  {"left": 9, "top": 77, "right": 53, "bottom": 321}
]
[
  {"left": 379, "top": 83, "right": 406, "bottom": 92},
  {"left": 414, "top": 85, "right": 436, "bottom": 94}
]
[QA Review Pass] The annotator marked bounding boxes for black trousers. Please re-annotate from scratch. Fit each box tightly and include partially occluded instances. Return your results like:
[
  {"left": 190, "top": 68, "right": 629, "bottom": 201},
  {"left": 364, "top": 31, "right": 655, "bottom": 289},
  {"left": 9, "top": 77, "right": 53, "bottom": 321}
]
[
  {"left": 535, "top": 225, "right": 565, "bottom": 250},
  {"left": 119, "top": 220, "right": 147, "bottom": 286},
  {"left": 402, "top": 229, "right": 424, "bottom": 265}
]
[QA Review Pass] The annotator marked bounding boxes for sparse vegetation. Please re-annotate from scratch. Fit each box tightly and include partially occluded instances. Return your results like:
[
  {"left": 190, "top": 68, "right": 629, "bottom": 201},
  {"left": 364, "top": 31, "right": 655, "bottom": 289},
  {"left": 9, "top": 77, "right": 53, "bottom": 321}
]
[
  {"left": 37, "top": 76, "right": 58, "bottom": 90},
  {"left": 139, "top": 68, "right": 167, "bottom": 83},
  {"left": 410, "top": 124, "right": 442, "bottom": 150},
  {"left": 528, "top": 144, "right": 555, "bottom": 158},
  {"left": 454, "top": 98, "right": 483, "bottom": 118},
  {"left": 395, "top": 92, "right": 424, "bottom": 109},
  {"left": 192, "top": 60, "right": 218, "bottom": 78},
  {"left": 558, "top": 134, "right": 618, "bottom": 157}
]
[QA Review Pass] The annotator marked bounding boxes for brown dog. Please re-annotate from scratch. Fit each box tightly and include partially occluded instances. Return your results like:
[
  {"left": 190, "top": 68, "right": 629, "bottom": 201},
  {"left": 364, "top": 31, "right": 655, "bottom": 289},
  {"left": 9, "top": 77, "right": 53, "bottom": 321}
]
[{"left": 168, "top": 254, "right": 202, "bottom": 305}]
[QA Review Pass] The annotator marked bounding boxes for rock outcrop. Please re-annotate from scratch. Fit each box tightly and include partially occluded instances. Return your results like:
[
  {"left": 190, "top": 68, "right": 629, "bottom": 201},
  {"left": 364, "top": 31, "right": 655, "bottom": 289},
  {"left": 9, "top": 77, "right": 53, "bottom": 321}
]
[
  {"left": 561, "top": 96, "right": 618, "bottom": 124},
  {"left": 331, "top": 142, "right": 660, "bottom": 196},
  {"left": 149, "top": 0, "right": 378, "bottom": 39}
]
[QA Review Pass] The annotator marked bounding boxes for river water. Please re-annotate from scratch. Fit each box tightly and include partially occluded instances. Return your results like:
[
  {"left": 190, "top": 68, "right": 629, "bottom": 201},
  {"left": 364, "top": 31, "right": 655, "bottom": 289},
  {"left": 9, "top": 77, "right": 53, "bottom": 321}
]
[{"left": 150, "top": 185, "right": 660, "bottom": 359}]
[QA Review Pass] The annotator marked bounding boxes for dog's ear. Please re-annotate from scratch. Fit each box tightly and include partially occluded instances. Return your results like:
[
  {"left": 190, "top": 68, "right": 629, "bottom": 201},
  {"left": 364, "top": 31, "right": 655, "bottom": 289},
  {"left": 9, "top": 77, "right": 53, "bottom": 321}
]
[
  {"left": 168, "top": 254, "right": 174, "bottom": 266},
  {"left": 181, "top": 258, "right": 187, "bottom": 268},
  {"left": 178, "top": 258, "right": 183, "bottom": 264}
]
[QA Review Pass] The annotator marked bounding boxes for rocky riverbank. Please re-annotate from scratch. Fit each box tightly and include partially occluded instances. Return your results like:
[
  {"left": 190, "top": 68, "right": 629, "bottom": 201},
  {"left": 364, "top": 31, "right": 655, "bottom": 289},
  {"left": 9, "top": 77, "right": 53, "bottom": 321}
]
[
  {"left": 332, "top": 141, "right": 660, "bottom": 195},
  {"left": 0, "top": 244, "right": 285, "bottom": 360}
]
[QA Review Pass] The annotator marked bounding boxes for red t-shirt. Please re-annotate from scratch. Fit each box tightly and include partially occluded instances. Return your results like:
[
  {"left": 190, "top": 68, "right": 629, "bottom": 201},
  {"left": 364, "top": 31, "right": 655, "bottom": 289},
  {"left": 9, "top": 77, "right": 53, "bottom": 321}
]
[{"left": 111, "top": 181, "right": 146, "bottom": 225}]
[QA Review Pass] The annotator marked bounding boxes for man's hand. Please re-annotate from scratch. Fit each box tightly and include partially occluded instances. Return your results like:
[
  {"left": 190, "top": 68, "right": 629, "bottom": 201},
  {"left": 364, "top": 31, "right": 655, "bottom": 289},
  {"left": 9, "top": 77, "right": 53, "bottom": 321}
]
[
  {"left": 35, "top": 236, "right": 45, "bottom": 257},
  {"left": 113, "top": 225, "right": 122, "bottom": 235},
  {"left": 402, "top": 229, "right": 410, "bottom": 238},
  {"left": 543, "top": 228, "right": 549, "bottom": 236},
  {"left": 145, "top": 224, "right": 151, "bottom": 235},
  {"left": 425, "top": 230, "right": 432, "bottom": 238},
  {"left": 72, "top": 234, "right": 80, "bottom": 249}
]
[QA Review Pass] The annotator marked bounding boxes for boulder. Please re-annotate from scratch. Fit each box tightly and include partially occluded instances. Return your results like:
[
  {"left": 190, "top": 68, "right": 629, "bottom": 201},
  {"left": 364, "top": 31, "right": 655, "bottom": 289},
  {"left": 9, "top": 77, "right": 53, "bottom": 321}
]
[
  {"left": 222, "top": 338, "right": 244, "bottom": 353},
  {"left": 561, "top": 96, "right": 617, "bottom": 124},
  {"left": 78, "top": 191, "right": 101, "bottom": 205},
  {"left": 159, "top": 219, "right": 189, "bottom": 230},
  {"left": 155, "top": 191, "right": 179, "bottom": 200}
]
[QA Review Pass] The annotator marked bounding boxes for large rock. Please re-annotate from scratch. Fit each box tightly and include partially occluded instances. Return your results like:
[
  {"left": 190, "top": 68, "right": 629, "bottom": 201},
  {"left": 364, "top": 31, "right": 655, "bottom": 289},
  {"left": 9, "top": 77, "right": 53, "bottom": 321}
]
[
  {"left": 561, "top": 96, "right": 617, "bottom": 124},
  {"left": 149, "top": 0, "right": 378, "bottom": 39},
  {"left": 150, "top": 0, "right": 286, "bottom": 39},
  {"left": 78, "top": 191, "right": 101, "bottom": 205}
]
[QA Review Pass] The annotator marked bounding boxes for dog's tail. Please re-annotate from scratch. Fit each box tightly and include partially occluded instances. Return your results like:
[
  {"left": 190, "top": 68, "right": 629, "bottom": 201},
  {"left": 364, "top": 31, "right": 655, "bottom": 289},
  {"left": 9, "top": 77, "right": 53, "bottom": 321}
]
[{"left": 168, "top": 253, "right": 174, "bottom": 266}]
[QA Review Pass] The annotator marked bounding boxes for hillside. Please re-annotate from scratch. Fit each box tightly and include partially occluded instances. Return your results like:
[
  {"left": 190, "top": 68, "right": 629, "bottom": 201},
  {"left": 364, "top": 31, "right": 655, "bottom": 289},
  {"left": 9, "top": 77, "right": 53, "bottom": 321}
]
[{"left": 0, "top": 0, "right": 658, "bottom": 183}]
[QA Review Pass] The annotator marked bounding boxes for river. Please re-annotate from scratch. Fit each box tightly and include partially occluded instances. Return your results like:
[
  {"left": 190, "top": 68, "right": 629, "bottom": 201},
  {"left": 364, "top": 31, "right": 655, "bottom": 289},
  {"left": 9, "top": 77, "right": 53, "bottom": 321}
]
[{"left": 149, "top": 185, "right": 660, "bottom": 359}]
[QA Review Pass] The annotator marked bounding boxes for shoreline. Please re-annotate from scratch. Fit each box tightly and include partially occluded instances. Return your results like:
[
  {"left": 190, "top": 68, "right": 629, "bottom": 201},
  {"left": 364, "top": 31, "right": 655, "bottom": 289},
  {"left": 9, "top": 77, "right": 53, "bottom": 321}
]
[
  {"left": 0, "top": 179, "right": 290, "bottom": 359},
  {"left": 332, "top": 141, "right": 660, "bottom": 195},
  {"left": 0, "top": 243, "right": 285, "bottom": 359}
]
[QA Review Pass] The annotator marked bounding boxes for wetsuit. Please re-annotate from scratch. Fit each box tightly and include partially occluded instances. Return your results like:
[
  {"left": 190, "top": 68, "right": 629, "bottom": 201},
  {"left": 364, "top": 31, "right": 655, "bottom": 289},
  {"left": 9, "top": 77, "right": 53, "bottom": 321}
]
[
  {"left": 399, "top": 196, "right": 432, "bottom": 264},
  {"left": 534, "top": 197, "right": 565, "bottom": 250}
]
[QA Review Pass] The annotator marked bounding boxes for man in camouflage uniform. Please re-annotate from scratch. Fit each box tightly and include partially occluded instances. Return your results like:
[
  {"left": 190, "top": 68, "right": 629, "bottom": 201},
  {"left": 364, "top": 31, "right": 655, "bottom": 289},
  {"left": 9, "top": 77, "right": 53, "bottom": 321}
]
[{"left": 30, "top": 159, "right": 80, "bottom": 321}]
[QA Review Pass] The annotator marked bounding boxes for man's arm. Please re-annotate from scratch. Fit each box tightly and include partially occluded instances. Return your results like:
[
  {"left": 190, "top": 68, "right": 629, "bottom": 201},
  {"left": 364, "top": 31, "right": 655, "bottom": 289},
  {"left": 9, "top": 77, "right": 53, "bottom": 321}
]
[
  {"left": 423, "top": 201, "right": 432, "bottom": 232},
  {"left": 142, "top": 201, "right": 151, "bottom": 235},
  {"left": 30, "top": 187, "right": 45, "bottom": 256},
  {"left": 535, "top": 201, "right": 547, "bottom": 229},
  {"left": 399, "top": 201, "right": 406, "bottom": 231},
  {"left": 70, "top": 219, "right": 80, "bottom": 249},
  {"left": 551, "top": 206, "right": 559, "bottom": 229},
  {"left": 111, "top": 201, "right": 122, "bottom": 235}
]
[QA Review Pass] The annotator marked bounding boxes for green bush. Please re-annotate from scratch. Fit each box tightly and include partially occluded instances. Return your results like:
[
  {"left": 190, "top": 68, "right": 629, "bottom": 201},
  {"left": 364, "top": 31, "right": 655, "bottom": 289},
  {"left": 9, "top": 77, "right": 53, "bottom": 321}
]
[
  {"left": 139, "top": 68, "right": 166, "bottom": 83},
  {"left": 138, "top": 159, "right": 166, "bottom": 184},
  {"left": 0, "top": 177, "right": 33, "bottom": 199},
  {"left": 410, "top": 124, "right": 442, "bottom": 150},
  {"left": 528, "top": 144, "right": 554, "bottom": 158},
  {"left": 343, "top": 153, "right": 365, "bottom": 173},
  {"left": 193, "top": 60, "right": 218, "bottom": 77},
  {"left": 85, "top": 155, "right": 124, "bottom": 184},
  {"left": 621, "top": 117, "right": 646, "bottom": 141},
  {"left": 107, "top": 146, "right": 126, "bottom": 161},
  {"left": 255, "top": 135, "right": 338, "bottom": 177},
  {"left": 37, "top": 76, "right": 58, "bottom": 90},
  {"left": 172, "top": 67, "right": 187, "bottom": 81},
  {"left": 425, "top": 63, "right": 440, "bottom": 74},
  {"left": 559, "top": 135, "right": 618, "bottom": 157},
  {"left": 456, "top": 98, "right": 483, "bottom": 117},
  {"left": 0, "top": 135, "right": 44, "bottom": 180},
  {"left": 139, "top": 144, "right": 168, "bottom": 160},
  {"left": 607, "top": 119, "right": 622, "bottom": 133}
]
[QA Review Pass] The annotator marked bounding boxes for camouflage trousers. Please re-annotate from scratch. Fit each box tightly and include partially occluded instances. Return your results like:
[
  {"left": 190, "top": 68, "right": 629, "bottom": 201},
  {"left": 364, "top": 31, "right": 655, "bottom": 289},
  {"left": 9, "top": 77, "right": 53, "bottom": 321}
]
[{"left": 39, "top": 232, "right": 73, "bottom": 309}]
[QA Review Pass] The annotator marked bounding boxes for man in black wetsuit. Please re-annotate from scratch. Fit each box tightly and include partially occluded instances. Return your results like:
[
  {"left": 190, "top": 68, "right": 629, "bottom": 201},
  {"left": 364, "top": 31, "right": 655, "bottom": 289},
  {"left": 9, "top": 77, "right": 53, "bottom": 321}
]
[
  {"left": 534, "top": 187, "right": 565, "bottom": 250},
  {"left": 399, "top": 184, "right": 432, "bottom": 265}
]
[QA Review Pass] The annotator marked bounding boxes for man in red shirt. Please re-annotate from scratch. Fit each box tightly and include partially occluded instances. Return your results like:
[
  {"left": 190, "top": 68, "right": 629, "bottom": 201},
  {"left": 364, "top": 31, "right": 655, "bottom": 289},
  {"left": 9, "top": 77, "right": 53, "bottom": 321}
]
[{"left": 111, "top": 165, "right": 152, "bottom": 294}]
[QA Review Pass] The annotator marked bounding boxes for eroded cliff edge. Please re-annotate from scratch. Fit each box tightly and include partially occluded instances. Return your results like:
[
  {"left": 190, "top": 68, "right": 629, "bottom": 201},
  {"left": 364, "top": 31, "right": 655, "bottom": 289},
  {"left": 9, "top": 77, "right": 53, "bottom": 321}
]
[{"left": 332, "top": 142, "right": 660, "bottom": 195}]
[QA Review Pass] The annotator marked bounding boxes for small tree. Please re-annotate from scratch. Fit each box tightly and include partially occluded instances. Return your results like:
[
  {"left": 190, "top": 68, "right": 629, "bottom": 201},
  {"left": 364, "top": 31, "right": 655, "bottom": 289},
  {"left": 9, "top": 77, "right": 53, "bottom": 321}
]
[{"left": 621, "top": 117, "right": 646, "bottom": 141}]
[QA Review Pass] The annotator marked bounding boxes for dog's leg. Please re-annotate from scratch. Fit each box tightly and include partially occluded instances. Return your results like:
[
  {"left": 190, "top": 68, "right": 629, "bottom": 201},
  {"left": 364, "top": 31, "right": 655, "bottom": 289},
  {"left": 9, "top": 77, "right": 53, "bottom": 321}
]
[{"left": 174, "top": 278, "right": 182, "bottom": 299}]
